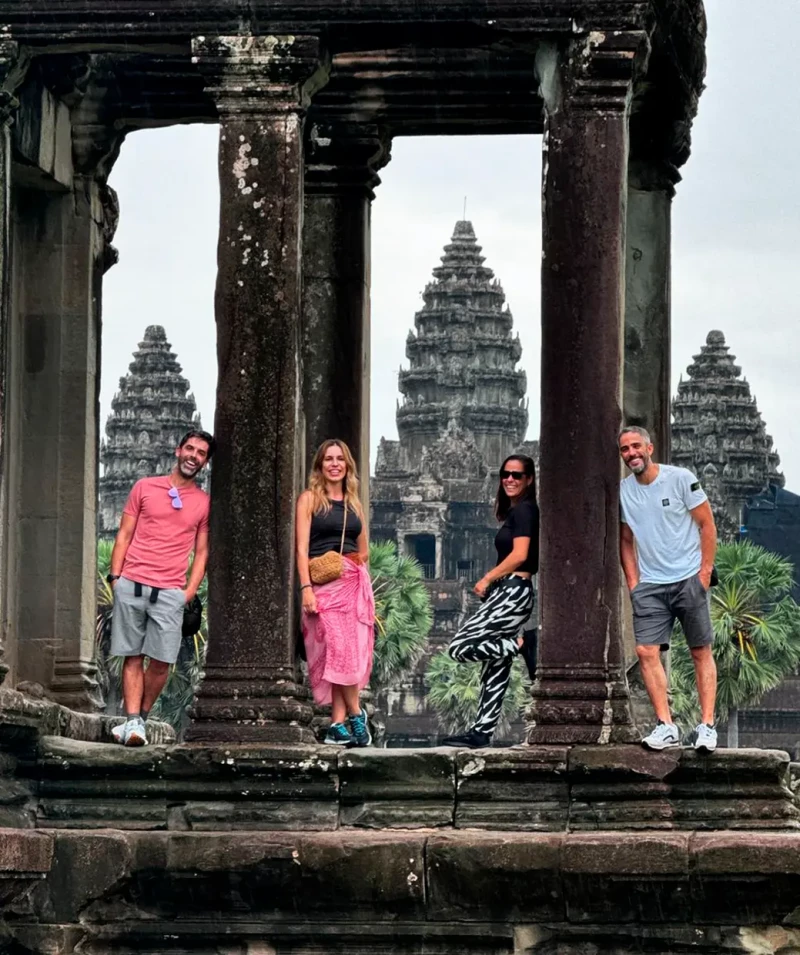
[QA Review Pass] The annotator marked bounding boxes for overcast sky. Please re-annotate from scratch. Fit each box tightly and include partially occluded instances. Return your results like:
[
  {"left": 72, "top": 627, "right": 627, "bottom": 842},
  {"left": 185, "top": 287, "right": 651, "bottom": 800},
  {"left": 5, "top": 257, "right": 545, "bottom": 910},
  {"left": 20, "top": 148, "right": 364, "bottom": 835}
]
[{"left": 102, "top": 0, "right": 800, "bottom": 487}]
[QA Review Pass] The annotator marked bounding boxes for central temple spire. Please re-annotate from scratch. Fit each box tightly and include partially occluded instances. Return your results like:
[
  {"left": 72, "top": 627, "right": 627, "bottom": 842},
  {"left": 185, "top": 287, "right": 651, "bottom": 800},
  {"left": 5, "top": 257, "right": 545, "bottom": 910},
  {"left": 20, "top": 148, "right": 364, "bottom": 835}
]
[{"left": 395, "top": 220, "right": 528, "bottom": 471}]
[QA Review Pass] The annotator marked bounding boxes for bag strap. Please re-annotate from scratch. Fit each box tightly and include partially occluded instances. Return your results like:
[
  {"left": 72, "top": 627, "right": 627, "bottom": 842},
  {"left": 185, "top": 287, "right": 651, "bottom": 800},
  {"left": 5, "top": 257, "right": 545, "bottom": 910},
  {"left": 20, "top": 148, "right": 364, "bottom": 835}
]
[{"left": 339, "top": 501, "right": 348, "bottom": 556}]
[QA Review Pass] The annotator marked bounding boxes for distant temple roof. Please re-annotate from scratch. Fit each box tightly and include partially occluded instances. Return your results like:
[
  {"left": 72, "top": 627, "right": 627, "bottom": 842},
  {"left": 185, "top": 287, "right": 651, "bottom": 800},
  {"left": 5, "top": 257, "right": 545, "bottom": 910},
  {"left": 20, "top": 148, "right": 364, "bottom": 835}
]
[
  {"left": 98, "top": 325, "right": 203, "bottom": 535},
  {"left": 377, "top": 220, "right": 529, "bottom": 481},
  {"left": 672, "top": 330, "right": 783, "bottom": 530}
]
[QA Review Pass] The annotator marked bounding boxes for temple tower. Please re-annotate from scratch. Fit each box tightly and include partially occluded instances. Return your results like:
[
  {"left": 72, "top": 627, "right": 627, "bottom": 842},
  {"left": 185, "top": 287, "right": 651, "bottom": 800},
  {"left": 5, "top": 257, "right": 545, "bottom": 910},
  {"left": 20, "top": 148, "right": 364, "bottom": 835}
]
[
  {"left": 672, "top": 330, "right": 783, "bottom": 530},
  {"left": 372, "top": 222, "right": 535, "bottom": 744},
  {"left": 395, "top": 220, "right": 528, "bottom": 471},
  {"left": 373, "top": 220, "right": 533, "bottom": 582},
  {"left": 98, "top": 325, "right": 204, "bottom": 536}
]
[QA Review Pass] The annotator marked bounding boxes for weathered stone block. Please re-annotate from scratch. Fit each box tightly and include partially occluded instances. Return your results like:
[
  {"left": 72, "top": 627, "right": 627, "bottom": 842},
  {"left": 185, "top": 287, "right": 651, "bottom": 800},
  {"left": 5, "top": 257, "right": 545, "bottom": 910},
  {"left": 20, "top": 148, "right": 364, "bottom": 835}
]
[
  {"left": 426, "top": 832, "right": 564, "bottom": 921},
  {"left": 116, "top": 831, "right": 428, "bottom": 920},
  {"left": 339, "top": 749, "right": 454, "bottom": 828},
  {"left": 455, "top": 746, "right": 569, "bottom": 830},
  {"left": 692, "top": 832, "right": 800, "bottom": 925},
  {"left": 562, "top": 832, "right": 690, "bottom": 923},
  {"left": 28, "top": 831, "right": 131, "bottom": 923}
]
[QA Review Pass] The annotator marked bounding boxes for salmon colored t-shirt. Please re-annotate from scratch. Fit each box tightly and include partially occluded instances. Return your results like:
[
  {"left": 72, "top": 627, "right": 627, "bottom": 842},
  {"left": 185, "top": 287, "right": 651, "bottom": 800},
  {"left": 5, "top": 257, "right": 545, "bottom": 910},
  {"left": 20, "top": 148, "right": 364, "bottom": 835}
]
[{"left": 121, "top": 476, "right": 210, "bottom": 589}]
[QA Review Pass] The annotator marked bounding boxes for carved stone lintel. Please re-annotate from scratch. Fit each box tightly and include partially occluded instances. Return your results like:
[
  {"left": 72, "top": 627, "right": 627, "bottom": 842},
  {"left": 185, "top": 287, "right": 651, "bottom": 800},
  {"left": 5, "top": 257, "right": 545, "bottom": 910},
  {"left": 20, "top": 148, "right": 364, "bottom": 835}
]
[{"left": 191, "top": 35, "right": 330, "bottom": 115}]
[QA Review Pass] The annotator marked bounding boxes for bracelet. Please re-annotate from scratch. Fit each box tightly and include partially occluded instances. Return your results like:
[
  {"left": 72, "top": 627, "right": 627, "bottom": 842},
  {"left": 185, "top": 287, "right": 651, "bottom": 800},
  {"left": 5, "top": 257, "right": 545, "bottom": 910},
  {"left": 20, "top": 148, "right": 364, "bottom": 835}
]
[{"left": 300, "top": 583, "right": 312, "bottom": 590}]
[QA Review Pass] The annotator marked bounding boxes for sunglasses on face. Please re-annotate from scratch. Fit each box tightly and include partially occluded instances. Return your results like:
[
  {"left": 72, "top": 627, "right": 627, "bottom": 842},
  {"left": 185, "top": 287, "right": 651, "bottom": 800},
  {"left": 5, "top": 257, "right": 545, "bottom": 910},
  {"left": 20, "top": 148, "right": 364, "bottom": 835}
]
[
  {"left": 168, "top": 487, "right": 183, "bottom": 510},
  {"left": 500, "top": 469, "right": 526, "bottom": 481}
]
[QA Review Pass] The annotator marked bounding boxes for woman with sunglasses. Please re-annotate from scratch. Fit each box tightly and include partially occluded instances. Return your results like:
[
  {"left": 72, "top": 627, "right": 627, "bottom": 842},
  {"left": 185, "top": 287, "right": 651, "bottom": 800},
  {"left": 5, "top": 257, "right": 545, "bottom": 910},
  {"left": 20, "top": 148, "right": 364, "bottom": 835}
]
[{"left": 442, "top": 454, "right": 539, "bottom": 749}]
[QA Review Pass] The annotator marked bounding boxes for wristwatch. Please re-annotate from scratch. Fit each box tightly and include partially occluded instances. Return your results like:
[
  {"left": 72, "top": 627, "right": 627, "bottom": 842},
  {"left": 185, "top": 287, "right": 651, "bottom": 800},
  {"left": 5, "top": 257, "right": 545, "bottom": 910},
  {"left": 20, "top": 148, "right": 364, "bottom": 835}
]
[{"left": 106, "top": 574, "right": 121, "bottom": 584}]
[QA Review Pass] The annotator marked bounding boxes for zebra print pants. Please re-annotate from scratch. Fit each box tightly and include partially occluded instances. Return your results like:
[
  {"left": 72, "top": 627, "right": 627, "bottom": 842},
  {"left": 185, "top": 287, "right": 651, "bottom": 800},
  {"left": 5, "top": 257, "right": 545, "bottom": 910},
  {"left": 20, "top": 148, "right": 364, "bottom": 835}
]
[{"left": 447, "top": 575, "right": 534, "bottom": 736}]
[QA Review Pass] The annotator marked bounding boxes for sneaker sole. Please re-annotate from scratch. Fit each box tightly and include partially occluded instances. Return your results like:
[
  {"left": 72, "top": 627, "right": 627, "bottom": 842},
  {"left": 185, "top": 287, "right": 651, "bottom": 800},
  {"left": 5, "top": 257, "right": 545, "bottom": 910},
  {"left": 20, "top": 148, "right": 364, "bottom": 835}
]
[
  {"left": 642, "top": 739, "right": 681, "bottom": 751},
  {"left": 125, "top": 732, "right": 147, "bottom": 747},
  {"left": 323, "top": 738, "right": 354, "bottom": 746},
  {"left": 694, "top": 743, "right": 717, "bottom": 753}
]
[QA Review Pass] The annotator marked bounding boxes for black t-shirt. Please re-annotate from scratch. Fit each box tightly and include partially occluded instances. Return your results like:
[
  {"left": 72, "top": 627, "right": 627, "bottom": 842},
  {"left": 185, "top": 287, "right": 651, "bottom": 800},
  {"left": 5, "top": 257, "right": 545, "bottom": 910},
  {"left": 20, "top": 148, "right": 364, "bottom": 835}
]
[
  {"left": 494, "top": 499, "right": 539, "bottom": 574},
  {"left": 309, "top": 500, "right": 362, "bottom": 557}
]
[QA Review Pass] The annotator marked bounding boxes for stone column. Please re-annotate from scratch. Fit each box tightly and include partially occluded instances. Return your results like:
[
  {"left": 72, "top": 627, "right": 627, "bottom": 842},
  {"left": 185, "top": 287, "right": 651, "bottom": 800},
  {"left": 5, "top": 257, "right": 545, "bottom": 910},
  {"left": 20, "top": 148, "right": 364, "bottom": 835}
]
[
  {"left": 8, "top": 179, "right": 108, "bottom": 710},
  {"left": 0, "top": 50, "right": 17, "bottom": 687},
  {"left": 528, "top": 36, "right": 648, "bottom": 745},
  {"left": 187, "top": 36, "right": 329, "bottom": 743},
  {"left": 302, "top": 123, "right": 389, "bottom": 504},
  {"left": 623, "top": 158, "right": 678, "bottom": 461}
]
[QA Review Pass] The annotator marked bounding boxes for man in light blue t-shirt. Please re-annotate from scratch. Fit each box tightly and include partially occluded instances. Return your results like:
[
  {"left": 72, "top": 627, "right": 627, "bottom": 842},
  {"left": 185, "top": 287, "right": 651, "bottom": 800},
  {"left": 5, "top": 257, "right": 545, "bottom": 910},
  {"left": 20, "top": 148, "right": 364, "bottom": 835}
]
[{"left": 619, "top": 426, "right": 718, "bottom": 752}]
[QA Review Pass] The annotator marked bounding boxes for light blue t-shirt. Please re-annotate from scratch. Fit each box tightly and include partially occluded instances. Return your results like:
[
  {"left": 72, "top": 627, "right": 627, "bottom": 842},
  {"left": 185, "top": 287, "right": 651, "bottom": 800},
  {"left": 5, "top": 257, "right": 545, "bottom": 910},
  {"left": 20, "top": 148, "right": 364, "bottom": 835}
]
[{"left": 620, "top": 464, "right": 708, "bottom": 584}]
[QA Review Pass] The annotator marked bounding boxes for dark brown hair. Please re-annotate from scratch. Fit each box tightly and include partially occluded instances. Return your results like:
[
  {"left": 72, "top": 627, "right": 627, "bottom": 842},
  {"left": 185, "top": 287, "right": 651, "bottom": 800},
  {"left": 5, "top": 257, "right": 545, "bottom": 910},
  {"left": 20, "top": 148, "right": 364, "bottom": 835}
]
[{"left": 495, "top": 453, "right": 537, "bottom": 522}]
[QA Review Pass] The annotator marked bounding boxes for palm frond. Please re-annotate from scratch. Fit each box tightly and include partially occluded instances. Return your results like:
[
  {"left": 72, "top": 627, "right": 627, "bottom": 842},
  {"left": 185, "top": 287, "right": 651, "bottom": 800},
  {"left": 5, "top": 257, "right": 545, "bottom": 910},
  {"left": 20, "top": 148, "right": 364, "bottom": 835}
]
[{"left": 424, "top": 650, "right": 530, "bottom": 737}]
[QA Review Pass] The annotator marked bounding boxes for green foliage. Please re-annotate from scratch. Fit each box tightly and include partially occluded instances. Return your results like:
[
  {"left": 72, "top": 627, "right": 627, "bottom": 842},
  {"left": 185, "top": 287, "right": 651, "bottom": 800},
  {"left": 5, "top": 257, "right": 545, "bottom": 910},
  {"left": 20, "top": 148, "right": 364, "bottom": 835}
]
[
  {"left": 670, "top": 541, "right": 800, "bottom": 728},
  {"left": 95, "top": 540, "right": 208, "bottom": 732},
  {"left": 424, "top": 649, "right": 530, "bottom": 737},
  {"left": 369, "top": 540, "right": 433, "bottom": 689}
]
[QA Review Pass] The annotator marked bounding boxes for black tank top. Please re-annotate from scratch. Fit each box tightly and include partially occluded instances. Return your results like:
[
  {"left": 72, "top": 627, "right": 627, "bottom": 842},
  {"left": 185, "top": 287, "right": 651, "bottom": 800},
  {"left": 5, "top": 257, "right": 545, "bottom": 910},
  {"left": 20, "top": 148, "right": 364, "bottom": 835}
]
[{"left": 309, "top": 500, "right": 362, "bottom": 557}]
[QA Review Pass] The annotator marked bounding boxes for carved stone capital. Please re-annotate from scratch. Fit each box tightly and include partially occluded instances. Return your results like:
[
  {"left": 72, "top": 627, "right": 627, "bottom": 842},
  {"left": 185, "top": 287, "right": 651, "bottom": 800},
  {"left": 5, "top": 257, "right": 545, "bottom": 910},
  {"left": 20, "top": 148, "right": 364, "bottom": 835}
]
[
  {"left": 191, "top": 35, "right": 330, "bottom": 116},
  {"left": 537, "top": 31, "right": 649, "bottom": 116},
  {"left": 305, "top": 122, "right": 391, "bottom": 197},
  {"left": 628, "top": 157, "right": 681, "bottom": 196}
]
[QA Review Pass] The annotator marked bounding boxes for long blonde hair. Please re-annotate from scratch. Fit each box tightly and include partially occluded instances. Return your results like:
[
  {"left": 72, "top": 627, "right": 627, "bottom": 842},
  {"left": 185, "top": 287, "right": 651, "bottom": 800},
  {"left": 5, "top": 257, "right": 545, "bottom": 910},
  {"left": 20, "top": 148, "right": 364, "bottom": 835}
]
[{"left": 307, "top": 439, "right": 364, "bottom": 519}]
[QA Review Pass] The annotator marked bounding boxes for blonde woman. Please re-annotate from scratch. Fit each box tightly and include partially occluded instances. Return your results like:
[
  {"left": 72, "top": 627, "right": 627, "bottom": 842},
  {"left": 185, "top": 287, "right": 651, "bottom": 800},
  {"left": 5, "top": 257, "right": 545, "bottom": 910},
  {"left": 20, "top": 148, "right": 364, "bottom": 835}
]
[{"left": 296, "top": 439, "right": 375, "bottom": 746}]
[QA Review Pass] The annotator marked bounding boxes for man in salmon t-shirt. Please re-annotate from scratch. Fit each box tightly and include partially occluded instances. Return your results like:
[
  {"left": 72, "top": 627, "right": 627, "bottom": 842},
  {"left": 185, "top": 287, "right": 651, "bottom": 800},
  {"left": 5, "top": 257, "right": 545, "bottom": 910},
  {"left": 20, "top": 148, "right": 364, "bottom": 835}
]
[{"left": 107, "top": 429, "right": 215, "bottom": 746}]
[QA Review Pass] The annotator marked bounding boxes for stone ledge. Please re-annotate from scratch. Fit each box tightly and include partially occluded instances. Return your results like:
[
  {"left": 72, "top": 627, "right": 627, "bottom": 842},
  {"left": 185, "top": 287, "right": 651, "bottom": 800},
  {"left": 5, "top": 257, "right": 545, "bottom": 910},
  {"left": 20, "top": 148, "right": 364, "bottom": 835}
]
[
  {"left": 0, "top": 687, "right": 175, "bottom": 746},
  {"left": 5, "top": 740, "right": 798, "bottom": 833},
  {"left": 3, "top": 828, "right": 800, "bottom": 928}
]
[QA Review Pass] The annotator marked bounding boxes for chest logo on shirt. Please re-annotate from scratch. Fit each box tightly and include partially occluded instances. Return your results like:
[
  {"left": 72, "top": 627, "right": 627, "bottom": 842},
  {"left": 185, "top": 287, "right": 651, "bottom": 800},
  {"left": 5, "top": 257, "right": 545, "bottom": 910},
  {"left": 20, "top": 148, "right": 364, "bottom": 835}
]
[{"left": 662, "top": 498, "right": 670, "bottom": 507}]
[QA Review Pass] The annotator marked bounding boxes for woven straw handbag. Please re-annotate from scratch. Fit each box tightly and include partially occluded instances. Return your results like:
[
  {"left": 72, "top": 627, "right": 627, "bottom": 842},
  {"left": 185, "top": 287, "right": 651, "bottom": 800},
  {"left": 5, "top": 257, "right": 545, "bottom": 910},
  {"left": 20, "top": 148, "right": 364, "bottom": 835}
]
[{"left": 308, "top": 502, "right": 348, "bottom": 585}]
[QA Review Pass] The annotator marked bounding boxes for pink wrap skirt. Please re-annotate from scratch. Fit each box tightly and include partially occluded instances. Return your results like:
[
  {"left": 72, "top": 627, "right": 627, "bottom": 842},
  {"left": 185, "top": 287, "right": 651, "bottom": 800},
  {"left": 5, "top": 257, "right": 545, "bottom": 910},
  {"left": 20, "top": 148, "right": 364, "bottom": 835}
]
[{"left": 302, "top": 556, "right": 375, "bottom": 705}]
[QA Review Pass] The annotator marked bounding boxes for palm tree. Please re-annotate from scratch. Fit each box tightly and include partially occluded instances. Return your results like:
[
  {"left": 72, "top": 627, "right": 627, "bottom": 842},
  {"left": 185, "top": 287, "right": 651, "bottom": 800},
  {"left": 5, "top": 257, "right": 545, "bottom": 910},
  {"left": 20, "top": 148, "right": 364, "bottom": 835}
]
[
  {"left": 95, "top": 540, "right": 208, "bottom": 731},
  {"left": 670, "top": 541, "right": 800, "bottom": 746},
  {"left": 369, "top": 540, "right": 433, "bottom": 691},
  {"left": 424, "top": 648, "right": 531, "bottom": 739}
]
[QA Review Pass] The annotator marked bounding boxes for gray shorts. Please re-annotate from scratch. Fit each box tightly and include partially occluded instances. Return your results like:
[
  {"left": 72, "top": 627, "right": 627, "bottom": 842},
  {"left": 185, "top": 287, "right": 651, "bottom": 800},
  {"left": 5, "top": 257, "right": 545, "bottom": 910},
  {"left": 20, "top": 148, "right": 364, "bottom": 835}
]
[
  {"left": 630, "top": 575, "right": 714, "bottom": 651},
  {"left": 110, "top": 576, "right": 185, "bottom": 664}
]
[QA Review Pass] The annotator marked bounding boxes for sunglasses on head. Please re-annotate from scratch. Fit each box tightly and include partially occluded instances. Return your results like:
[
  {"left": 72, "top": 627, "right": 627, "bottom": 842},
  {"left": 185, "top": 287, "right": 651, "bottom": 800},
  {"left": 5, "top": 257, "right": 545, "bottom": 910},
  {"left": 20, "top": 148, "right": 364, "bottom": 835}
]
[
  {"left": 500, "top": 469, "right": 527, "bottom": 481},
  {"left": 168, "top": 486, "right": 183, "bottom": 510}
]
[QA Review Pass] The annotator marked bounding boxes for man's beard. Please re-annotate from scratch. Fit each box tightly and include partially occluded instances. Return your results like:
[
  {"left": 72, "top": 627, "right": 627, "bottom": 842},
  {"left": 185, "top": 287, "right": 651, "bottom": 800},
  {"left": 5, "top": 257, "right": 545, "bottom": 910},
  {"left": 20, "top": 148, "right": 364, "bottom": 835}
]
[
  {"left": 628, "top": 457, "right": 649, "bottom": 475},
  {"left": 178, "top": 459, "right": 200, "bottom": 478}
]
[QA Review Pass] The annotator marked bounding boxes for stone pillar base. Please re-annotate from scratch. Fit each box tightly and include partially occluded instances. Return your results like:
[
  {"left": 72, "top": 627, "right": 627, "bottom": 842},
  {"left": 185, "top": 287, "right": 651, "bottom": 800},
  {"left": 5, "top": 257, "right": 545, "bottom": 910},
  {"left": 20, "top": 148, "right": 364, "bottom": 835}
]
[
  {"left": 49, "top": 659, "right": 103, "bottom": 712},
  {"left": 186, "top": 667, "right": 315, "bottom": 743},
  {"left": 527, "top": 666, "right": 640, "bottom": 745}
]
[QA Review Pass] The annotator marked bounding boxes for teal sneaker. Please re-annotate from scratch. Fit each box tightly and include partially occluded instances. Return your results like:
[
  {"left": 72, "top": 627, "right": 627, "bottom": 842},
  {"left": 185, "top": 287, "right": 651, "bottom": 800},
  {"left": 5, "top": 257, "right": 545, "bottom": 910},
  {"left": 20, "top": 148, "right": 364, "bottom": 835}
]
[
  {"left": 323, "top": 722, "right": 354, "bottom": 746},
  {"left": 348, "top": 707, "right": 372, "bottom": 747}
]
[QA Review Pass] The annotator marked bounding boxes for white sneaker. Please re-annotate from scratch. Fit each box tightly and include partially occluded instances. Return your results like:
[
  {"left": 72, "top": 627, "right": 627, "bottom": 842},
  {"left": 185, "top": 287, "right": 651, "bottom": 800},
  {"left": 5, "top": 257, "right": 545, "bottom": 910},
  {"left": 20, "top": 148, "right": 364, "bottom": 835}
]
[
  {"left": 124, "top": 718, "right": 148, "bottom": 747},
  {"left": 111, "top": 720, "right": 127, "bottom": 744},
  {"left": 693, "top": 723, "right": 717, "bottom": 752},
  {"left": 642, "top": 721, "right": 680, "bottom": 750}
]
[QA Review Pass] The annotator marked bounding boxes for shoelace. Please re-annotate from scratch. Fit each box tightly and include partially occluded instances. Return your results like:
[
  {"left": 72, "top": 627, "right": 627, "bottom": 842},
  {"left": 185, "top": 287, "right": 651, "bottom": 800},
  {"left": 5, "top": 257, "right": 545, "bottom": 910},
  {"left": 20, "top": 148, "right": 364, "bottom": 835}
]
[{"left": 350, "top": 714, "right": 366, "bottom": 734}]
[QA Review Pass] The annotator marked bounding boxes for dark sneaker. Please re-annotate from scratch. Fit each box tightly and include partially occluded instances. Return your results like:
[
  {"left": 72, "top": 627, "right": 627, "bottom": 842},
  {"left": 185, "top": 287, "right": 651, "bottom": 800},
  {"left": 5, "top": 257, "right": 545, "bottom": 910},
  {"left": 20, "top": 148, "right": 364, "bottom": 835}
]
[
  {"left": 693, "top": 723, "right": 717, "bottom": 752},
  {"left": 519, "top": 628, "right": 538, "bottom": 682},
  {"left": 642, "top": 720, "right": 680, "bottom": 750},
  {"left": 441, "top": 729, "right": 492, "bottom": 749},
  {"left": 323, "top": 722, "right": 355, "bottom": 746},
  {"left": 348, "top": 707, "right": 372, "bottom": 747}
]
